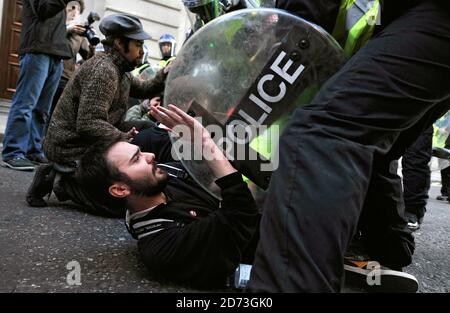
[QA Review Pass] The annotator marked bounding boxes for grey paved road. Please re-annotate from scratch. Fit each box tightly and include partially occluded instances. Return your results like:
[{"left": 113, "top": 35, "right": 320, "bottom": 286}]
[{"left": 0, "top": 165, "right": 448, "bottom": 293}]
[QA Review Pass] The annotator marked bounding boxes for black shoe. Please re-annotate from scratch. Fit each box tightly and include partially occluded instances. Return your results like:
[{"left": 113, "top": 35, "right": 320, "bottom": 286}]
[
  {"left": 27, "top": 154, "right": 49, "bottom": 165},
  {"left": 436, "top": 195, "right": 448, "bottom": 201},
  {"left": 53, "top": 181, "right": 70, "bottom": 202},
  {"left": 405, "top": 212, "right": 423, "bottom": 231},
  {"left": 2, "top": 157, "right": 36, "bottom": 171},
  {"left": 26, "top": 164, "right": 55, "bottom": 207},
  {"left": 344, "top": 258, "right": 419, "bottom": 293}
]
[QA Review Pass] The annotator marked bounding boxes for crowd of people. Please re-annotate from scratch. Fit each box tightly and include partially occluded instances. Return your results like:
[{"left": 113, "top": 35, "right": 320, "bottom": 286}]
[{"left": 1, "top": 0, "right": 449, "bottom": 292}]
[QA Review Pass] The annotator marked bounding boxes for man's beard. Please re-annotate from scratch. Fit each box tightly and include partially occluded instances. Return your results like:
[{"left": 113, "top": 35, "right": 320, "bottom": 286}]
[
  {"left": 133, "top": 55, "right": 144, "bottom": 68},
  {"left": 114, "top": 46, "right": 143, "bottom": 70},
  {"left": 129, "top": 169, "right": 169, "bottom": 197}
]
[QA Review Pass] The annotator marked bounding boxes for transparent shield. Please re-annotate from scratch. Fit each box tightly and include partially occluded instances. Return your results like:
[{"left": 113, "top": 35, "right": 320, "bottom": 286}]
[{"left": 164, "top": 8, "right": 346, "bottom": 199}]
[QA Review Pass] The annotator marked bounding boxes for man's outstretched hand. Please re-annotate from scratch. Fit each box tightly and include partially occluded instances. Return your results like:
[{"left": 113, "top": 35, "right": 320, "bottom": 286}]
[{"left": 150, "top": 104, "right": 236, "bottom": 178}]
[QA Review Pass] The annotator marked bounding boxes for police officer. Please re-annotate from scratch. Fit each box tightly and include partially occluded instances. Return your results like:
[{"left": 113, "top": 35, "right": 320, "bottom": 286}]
[
  {"left": 248, "top": 0, "right": 450, "bottom": 292},
  {"left": 158, "top": 34, "right": 177, "bottom": 68}
]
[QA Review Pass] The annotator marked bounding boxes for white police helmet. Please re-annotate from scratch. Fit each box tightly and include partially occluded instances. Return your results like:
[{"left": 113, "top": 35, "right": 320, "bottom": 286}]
[{"left": 158, "top": 34, "right": 177, "bottom": 58}]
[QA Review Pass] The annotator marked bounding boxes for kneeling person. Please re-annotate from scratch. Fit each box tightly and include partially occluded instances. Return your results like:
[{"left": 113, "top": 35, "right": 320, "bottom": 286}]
[{"left": 26, "top": 14, "right": 167, "bottom": 216}]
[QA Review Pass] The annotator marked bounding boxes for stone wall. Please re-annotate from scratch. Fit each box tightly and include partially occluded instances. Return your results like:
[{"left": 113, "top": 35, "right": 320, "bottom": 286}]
[{"left": 87, "top": 0, "right": 189, "bottom": 64}]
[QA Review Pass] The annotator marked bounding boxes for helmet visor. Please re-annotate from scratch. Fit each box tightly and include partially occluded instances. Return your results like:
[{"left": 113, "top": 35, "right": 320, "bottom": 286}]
[{"left": 159, "top": 42, "right": 175, "bottom": 58}]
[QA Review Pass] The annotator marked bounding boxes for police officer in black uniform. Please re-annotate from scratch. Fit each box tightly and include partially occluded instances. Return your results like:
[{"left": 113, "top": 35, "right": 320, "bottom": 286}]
[{"left": 248, "top": 0, "right": 450, "bottom": 292}]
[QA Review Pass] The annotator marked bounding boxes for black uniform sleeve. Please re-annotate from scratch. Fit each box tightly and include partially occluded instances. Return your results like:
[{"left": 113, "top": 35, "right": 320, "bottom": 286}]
[
  {"left": 137, "top": 172, "right": 259, "bottom": 288},
  {"left": 276, "top": 0, "right": 341, "bottom": 33},
  {"left": 129, "top": 68, "right": 166, "bottom": 99}
]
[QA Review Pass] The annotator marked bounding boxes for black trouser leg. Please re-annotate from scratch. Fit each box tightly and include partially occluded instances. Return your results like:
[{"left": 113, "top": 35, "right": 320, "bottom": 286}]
[
  {"left": 249, "top": 1, "right": 450, "bottom": 292},
  {"left": 402, "top": 127, "right": 433, "bottom": 218},
  {"left": 359, "top": 157, "right": 414, "bottom": 270},
  {"left": 359, "top": 119, "right": 443, "bottom": 269}
]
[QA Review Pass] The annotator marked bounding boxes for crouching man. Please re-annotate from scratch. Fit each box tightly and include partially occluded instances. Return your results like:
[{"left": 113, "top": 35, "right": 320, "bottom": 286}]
[
  {"left": 77, "top": 105, "right": 260, "bottom": 288},
  {"left": 26, "top": 13, "right": 167, "bottom": 216}
]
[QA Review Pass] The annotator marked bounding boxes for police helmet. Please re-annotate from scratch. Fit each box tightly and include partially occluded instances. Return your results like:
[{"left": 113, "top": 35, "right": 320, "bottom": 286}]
[{"left": 158, "top": 34, "right": 177, "bottom": 58}]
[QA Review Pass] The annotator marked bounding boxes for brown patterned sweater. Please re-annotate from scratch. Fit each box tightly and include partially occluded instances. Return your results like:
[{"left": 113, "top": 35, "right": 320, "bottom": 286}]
[{"left": 44, "top": 48, "right": 166, "bottom": 164}]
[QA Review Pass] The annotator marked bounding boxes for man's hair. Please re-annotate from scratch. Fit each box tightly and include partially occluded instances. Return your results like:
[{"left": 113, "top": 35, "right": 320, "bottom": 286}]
[
  {"left": 77, "top": 135, "right": 129, "bottom": 210},
  {"left": 101, "top": 36, "right": 132, "bottom": 53}
]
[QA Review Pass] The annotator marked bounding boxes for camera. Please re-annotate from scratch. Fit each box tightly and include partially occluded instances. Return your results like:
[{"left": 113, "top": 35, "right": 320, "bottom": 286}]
[{"left": 83, "top": 12, "right": 101, "bottom": 46}]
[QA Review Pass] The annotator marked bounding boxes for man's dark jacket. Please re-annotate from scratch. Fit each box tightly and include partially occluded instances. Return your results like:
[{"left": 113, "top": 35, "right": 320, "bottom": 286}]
[{"left": 19, "top": 0, "right": 72, "bottom": 59}]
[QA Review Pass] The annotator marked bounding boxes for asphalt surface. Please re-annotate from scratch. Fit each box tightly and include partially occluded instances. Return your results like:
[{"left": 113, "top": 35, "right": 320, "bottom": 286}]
[
  {"left": 403, "top": 184, "right": 450, "bottom": 293},
  {"left": 0, "top": 163, "right": 448, "bottom": 293},
  {"left": 0, "top": 165, "right": 198, "bottom": 293}
]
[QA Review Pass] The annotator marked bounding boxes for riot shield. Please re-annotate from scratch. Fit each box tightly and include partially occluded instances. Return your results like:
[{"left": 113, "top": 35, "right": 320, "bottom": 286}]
[
  {"left": 164, "top": 8, "right": 346, "bottom": 199},
  {"left": 139, "top": 65, "right": 158, "bottom": 80}
]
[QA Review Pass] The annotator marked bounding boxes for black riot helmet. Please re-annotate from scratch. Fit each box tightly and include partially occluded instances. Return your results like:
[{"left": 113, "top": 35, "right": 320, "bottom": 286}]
[
  {"left": 182, "top": 0, "right": 263, "bottom": 32},
  {"left": 182, "top": 0, "right": 222, "bottom": 24},
  {"left": 182, "top": 0, "right": 226, "bottom": 31}
]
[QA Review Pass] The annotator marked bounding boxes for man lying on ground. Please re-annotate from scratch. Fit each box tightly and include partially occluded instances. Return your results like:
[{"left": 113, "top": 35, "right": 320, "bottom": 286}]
[{"left": 77, "top": 105, "right": 260, "bottom": 288}]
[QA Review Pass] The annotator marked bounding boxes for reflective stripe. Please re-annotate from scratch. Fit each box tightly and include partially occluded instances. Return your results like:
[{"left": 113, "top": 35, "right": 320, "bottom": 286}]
[
  {"left": 132, "top": 218, "right": 174, "bottom": 230},
  {"left": 137, "top": 228, "right": 164, "bottom": 240},
  {"left": 332, "top": 0, "right": 380, "bottom": 56},
  {"left": 131, "top": 63, "right": 150, "bottom": 77},
  {"left": 127, "top": 217, "right": 177, "bottom": 240},
  {"left": 159, "top": 56, "right": 176, "bottom": 68},
  {"left": 344, "top": 1, "right": 379, "bottom": 55},
  {"left": 346, "top": 0, "right": 367, "bottom": 31},
  {"left": 125, "top": 206, "right": 159, "bottom": 228}
]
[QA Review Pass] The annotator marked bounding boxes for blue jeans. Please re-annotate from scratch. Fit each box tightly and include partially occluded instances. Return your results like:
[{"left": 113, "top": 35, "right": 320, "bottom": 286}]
[{"left": 2, "top": 53, "right": 63, "bottom": 161}]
